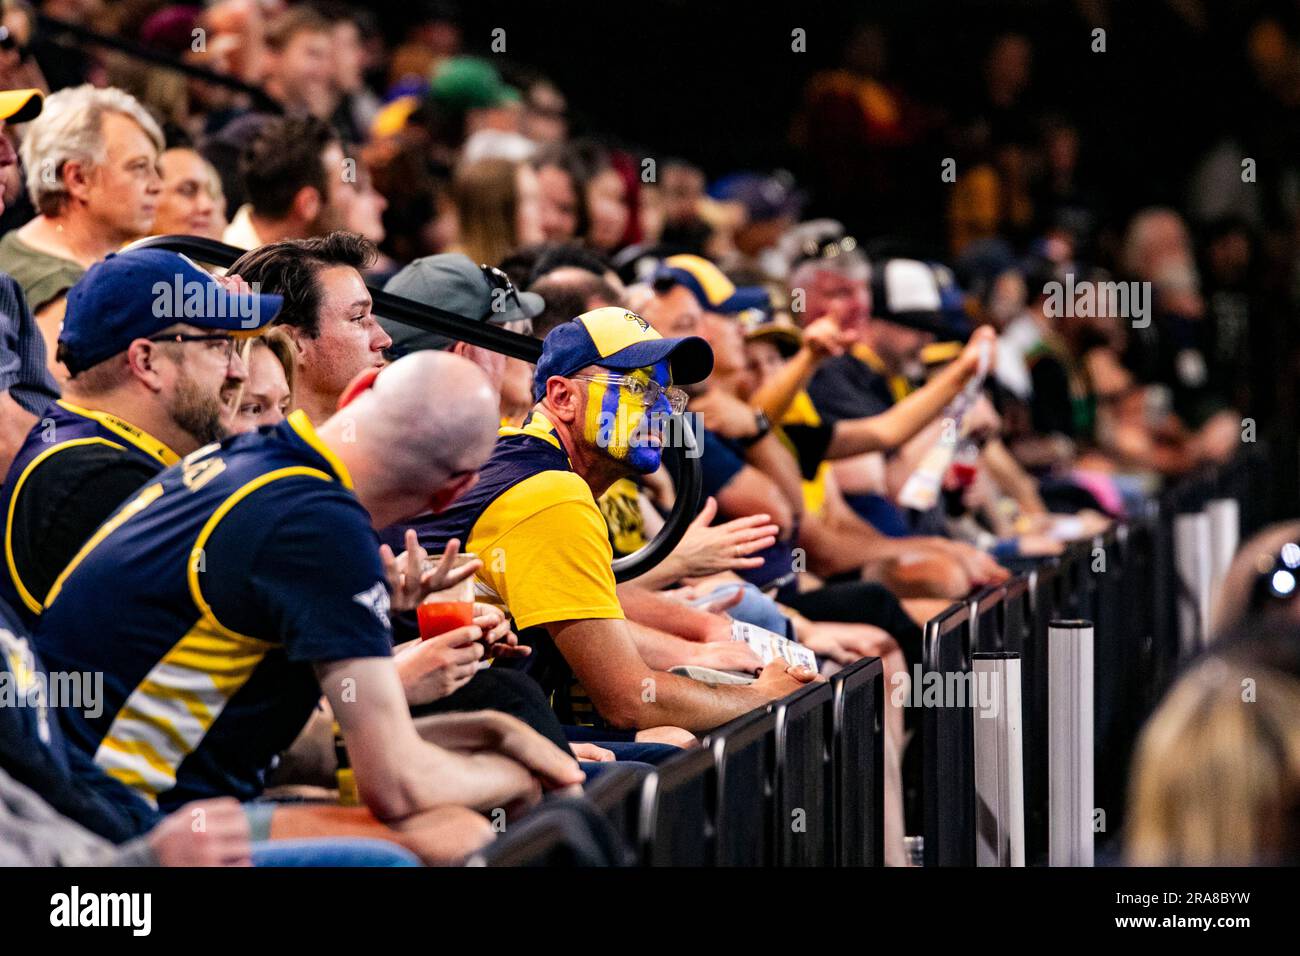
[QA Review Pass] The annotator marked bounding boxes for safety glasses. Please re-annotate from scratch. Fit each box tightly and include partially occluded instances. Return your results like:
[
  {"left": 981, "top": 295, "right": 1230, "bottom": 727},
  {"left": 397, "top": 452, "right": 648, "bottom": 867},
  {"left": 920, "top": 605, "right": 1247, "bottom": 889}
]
[{"left": 569, "top": 373, "right": 688, "bottom": 414}]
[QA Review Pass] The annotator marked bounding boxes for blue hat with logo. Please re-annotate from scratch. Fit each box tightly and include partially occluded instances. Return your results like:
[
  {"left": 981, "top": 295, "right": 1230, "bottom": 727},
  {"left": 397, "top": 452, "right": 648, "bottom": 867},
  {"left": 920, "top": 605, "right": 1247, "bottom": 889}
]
[
  {"left": 59, "top": 249, "right": 282, "bottom": 375},
  {"left": 533, "top": 306, "right": 713, "bottom": 401}
]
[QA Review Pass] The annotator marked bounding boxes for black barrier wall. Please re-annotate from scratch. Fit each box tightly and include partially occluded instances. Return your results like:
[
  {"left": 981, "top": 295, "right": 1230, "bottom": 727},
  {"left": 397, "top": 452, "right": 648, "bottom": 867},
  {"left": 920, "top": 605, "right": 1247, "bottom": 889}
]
[{"left": 478, "top": 451, "right": 1272, "bottom": 867}]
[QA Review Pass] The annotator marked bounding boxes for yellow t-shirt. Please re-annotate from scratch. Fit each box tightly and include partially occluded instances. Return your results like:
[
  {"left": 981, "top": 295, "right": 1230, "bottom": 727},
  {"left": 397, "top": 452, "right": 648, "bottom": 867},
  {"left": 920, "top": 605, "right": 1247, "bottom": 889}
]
[{"left": 427, "top": 410, "right": 624, "bottom": 632}]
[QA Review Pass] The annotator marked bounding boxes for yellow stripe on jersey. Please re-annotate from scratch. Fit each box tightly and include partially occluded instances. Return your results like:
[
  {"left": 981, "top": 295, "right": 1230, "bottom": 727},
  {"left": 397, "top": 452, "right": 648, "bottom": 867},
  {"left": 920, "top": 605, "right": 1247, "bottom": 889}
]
[
  {"left": 285, "top": 410, "right": 354, "bottom": 490},
  {"left": 43, "top": 482, "right": 165, "bottom": 609},
  {"left": 54, "top": 399, "right": 180, "bottom": 467},
  {"left": 6, "top": 436, "right": 125, "bottom": 613},
  {"left": 498, "top": 409, "right": 564, "bottom": 450},
  {"left": 188, "top": 465, "right": 335, "bottom": 640},
  {"left": 95, "top": 618, "right": 275, "bottom": 802},
  {"left": 851, "top": 344, "right": 913, "bottom": 403}
]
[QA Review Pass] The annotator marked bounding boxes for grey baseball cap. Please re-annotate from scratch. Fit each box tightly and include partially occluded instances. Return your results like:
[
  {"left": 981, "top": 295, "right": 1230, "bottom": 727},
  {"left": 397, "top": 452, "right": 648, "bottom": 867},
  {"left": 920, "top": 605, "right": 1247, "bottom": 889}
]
[{"left": 380, "top": 253, "right": 545, "bottom": 356}]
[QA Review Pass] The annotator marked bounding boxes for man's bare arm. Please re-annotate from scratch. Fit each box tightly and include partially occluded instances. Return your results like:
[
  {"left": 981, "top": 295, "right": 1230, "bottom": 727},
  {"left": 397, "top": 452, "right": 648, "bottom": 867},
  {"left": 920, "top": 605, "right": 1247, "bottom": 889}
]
[
  {"left": 315, "top": 657, "right": 581, "bottom": 822},
  {"left": 547, "top": 617, "right": 814, "bottom": 733}
]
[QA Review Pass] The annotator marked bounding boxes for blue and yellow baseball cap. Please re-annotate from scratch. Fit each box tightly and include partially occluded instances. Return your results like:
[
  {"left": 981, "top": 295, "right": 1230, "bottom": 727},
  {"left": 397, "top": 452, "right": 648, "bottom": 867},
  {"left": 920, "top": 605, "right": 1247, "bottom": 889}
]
[
  {"left": 0, "top": 88, "right": 42, "bottom": 124},
  {"left": 533, "top": 306, "right": 713, "bottom": 401},
  {"left": 59, "top": 249, "right": 281, "bottom": 375},
  {"left": 652, "top": 254, "right": 770, "bottom": 315}
]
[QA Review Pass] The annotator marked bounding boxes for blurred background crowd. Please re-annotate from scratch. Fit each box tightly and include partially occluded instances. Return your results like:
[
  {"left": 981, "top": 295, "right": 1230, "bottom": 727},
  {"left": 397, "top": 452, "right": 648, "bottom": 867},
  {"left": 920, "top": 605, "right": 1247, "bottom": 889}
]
[{"left": 3, "top": 0, "right": 1290, "bottom": 482}]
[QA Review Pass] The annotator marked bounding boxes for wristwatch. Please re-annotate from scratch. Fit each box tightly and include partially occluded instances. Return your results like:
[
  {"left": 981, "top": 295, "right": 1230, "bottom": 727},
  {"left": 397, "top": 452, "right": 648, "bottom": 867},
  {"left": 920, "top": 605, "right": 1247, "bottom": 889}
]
[{"left": 739, "top": 410, "right": 771, "bottom": 447}]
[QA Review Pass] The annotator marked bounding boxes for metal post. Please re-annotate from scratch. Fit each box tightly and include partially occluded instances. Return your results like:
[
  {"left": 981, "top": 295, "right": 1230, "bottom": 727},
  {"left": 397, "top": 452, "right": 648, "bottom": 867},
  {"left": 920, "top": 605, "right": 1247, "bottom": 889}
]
[
  {"left": 1173, "top": 511, "right": 1213, "bottom": 653},
  {"left": 1206, "top": 498, "right": 1240, "bottom": 616},
  {"left": 973, "top": 652, "right": 1025, "bottom": 866},
  {"left": 1049, "top": 619, "right": 1093, "bottom": 867}
]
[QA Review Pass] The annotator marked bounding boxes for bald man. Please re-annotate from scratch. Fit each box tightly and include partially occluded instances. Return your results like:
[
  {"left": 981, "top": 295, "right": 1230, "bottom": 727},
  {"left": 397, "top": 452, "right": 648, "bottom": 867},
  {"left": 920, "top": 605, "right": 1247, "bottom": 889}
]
[{"left": 34, "top": 351, "right": 584, "bottom": 860}]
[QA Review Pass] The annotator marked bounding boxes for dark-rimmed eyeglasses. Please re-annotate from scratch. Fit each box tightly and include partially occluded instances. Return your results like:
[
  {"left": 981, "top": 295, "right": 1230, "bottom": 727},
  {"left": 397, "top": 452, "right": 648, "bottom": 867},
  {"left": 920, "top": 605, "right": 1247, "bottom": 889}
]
[{"left": 146, "top": 332, "right": 239, "bottom": 364}]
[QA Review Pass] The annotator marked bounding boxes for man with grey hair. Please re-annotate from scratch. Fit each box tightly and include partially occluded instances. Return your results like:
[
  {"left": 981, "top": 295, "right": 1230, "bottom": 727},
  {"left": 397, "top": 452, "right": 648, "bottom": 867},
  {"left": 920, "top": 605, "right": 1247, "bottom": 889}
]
[{"left": 0, "top": 85, "right": 164, "bottom": 380}]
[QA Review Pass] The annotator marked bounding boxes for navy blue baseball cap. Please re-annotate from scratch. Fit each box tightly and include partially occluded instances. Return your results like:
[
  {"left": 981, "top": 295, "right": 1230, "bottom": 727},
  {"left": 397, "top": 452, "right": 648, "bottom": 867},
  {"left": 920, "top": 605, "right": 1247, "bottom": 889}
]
[
  {"left": 59, "top": 249, "right": 282, "bottom": 375},
  {"left": 533, "top": 306, "right": 713, "bottom": 401}
]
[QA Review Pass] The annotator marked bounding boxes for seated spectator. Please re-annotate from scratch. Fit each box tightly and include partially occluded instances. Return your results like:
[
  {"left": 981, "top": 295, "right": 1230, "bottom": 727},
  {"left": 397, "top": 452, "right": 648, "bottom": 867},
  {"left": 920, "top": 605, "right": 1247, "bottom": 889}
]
[
  {"left": 313, "top": 4, "right": 377, "bottom": 144},
  {"left": 0, "top": 250, "right": 272, "bottom": 627},
  {"left": 1127, "top": 619, "right": 1300, "bottom": 865},
  {"left": 261, "top": 5, "right": 335, "bottom": 119},
  {"left": 0, "top": 87, "right": 58, "bottom": 474},
  {"left": 0, "top": 1, "right": 46, "bottom": 96},
  {"left": 448, "top": 157, "right": 545, "bottom": 267},
  {"left": 566, "top": 140, "right": 630, "bottom": 256},
  {"left": 380, "top": 252, "right": 542, "bottom": 404},
  {"left": 152, "top": 146, "right": 226, "bottom": 240},
  {"left": 344, "top": 148, "right": 388, "bottom": 252},
  {"left": 33, "top": 351, "right": 584, "bottom": 855},
  {"left": 529, "top": 267, "right": 622, "bottom": 340},
  {"left": 223, "top": 115, "right": 351, "bottom": 250},
  {"left": 391, "top": 307, "right": 821, "bottom": 733},
  {"left": 0, "top": 591, "right": 304, "bottom": 864},
  {"left": 223, "top": 329, "right": 295, "bottom": 434},
  {"left": 0, "top": 85, "right": 164, "bottom": 378},
  {"left": 230, "top": 232, "right": 391, "bottom": 425},
  {"left": 531, "top": 147, "right": 581, "bottom": 244}
]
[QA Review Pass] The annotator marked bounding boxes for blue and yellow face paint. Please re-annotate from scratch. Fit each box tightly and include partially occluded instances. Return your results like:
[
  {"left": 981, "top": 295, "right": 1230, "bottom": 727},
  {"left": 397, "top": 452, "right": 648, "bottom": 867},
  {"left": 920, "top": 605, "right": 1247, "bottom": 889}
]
[{"left": 582, "top": 360, "right": 672, "bottom": 474}]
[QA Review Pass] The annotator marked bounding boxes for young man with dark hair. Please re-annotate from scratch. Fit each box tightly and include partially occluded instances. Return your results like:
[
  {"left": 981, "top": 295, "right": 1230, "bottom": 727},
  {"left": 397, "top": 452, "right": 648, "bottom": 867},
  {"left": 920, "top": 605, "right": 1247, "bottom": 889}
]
[
  {"left": 223, "top": 115, "right": 350, "bottom": 249},
  {"left": 231, "top": 231, "right": 390, "bottom": 424},
  {"left": 262, "top": 5, "right": 335, "bottom": 119}
]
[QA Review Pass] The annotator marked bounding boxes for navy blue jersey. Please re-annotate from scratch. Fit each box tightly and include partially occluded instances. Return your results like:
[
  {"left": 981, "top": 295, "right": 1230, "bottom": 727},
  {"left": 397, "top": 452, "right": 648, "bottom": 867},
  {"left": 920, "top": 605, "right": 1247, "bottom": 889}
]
[
  {"left": 0, "top": 400, "right": 177, "bottom": 623},
  {"left": 0, "top": 596, "right": 162, "bottom": 841},
  {"left": 33, "top": 410, "right": 393, "bottom": 810}
]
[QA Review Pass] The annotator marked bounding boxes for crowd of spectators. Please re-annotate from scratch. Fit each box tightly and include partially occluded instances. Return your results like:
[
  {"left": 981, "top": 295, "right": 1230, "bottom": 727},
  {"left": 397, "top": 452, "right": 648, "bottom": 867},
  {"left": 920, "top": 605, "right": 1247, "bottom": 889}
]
[{"left": 0, "top": 1, "right": 1294, "bottom": 867}]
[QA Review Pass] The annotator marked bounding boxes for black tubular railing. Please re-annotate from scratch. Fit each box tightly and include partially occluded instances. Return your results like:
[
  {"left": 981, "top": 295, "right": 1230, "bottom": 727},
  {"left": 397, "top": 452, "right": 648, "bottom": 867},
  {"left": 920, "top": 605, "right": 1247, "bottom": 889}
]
[
  {"left": 915, "top": 448, "right": 1274, "bottom": 868},
  {"left": 129, "top": 234, "right": 702, "bottom": 583},
  {"left": 36, "top": 14, "right": 283, "bottom": 112},
  {"left": 479, "top": 656, "right": 888, "bottom": 868},
  {"left": 476, "top": 445, "right": 1271, "bottom": 869}
]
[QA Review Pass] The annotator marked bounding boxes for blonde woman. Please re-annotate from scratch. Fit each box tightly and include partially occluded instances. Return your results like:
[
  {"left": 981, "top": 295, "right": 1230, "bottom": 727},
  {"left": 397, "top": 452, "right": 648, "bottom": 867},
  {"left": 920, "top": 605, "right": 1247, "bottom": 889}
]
[
  {"left": 1127, "top": 630, "right": 1300, "bottom": 865},
  {"left": 223, "top": 329, "right": 295, "bottom": 434},
  {"left": 447, "top": 157, "right": 544, "bottom": 267}
]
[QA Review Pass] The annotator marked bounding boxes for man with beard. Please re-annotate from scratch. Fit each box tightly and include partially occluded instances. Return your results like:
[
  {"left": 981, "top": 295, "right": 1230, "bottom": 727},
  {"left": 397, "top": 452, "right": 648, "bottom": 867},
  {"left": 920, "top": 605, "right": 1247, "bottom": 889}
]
[
  {"left": 231, "top": 232, "right": 391, "bottom": 425},
  {"left": 0, "top": 249, "right": 277, "bottom": 625},
  {"left": 392, "top": 307, "right": 820, "bottom": 734}
]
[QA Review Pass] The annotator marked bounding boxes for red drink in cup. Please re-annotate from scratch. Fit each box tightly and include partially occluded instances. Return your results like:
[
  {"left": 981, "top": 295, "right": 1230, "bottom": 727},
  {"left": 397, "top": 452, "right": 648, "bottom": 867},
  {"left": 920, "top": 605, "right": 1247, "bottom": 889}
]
[
  {"left": 418, "top": 600, "right": 474, "bottom": 638},
  {"left": 417, "top": 552, "right": 479, "bottom": 640}
]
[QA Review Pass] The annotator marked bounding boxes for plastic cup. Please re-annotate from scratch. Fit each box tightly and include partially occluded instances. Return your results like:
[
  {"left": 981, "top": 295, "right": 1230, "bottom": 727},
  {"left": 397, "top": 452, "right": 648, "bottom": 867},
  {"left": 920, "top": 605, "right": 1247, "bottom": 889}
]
[{"left": 416, "top": 552, "right": 477, "bottom": 640}]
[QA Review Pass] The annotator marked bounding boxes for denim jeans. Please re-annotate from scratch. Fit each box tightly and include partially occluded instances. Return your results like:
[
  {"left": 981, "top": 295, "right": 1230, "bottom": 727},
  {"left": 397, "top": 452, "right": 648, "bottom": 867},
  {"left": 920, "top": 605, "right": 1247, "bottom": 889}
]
[{"left": 251, "top": 838, "right": 421, "bottom": 867}]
